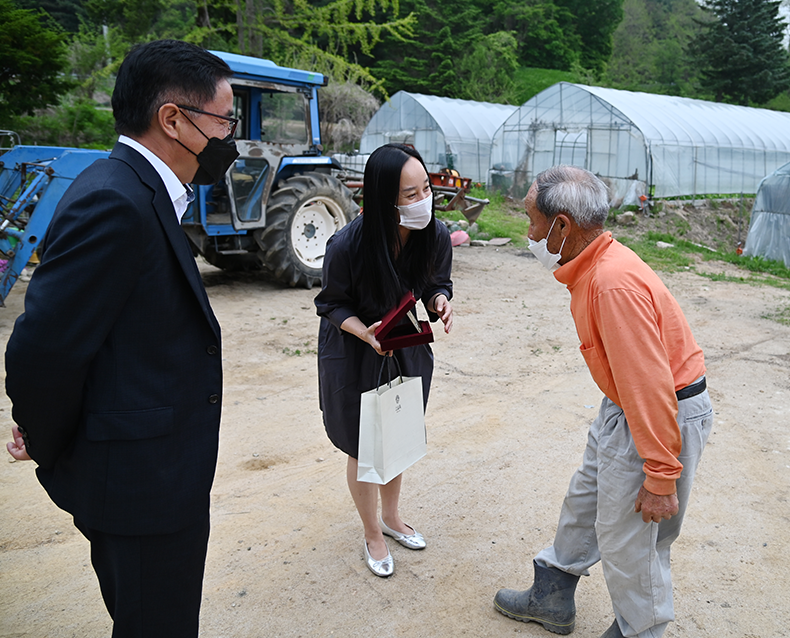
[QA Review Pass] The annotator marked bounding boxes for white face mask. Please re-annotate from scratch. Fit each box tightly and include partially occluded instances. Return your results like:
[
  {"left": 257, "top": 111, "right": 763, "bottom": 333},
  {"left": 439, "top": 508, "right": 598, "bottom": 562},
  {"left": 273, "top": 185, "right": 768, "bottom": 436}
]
[
  {"left": 528, "top": 217, "right": 566, "bottom": 271},
  {"left": 397, "top": 195, "right": 433, "bottom": 230}
]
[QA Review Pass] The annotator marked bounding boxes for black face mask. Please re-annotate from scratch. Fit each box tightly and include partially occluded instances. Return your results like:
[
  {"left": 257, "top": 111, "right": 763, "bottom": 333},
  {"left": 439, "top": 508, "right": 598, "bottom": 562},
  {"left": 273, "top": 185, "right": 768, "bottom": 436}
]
[
  {"left": 176, "top": 115, "right": 240, "bottom": 185},
  {"left": 190, "top": 134, "right": 239, "bottom": 185}
]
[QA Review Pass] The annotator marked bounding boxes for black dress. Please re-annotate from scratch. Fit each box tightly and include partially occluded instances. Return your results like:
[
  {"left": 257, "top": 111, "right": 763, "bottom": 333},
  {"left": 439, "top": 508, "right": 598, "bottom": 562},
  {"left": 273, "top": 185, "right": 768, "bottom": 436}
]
[{"left": 314, "top": 215, "right": 453, "bottom": 458}]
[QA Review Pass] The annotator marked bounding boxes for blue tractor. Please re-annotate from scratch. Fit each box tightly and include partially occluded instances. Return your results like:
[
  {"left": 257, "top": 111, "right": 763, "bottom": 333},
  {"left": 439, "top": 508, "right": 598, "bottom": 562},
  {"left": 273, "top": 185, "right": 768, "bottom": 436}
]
[{"left": 0, "top": 51, "right": 359, "bottom": 304}]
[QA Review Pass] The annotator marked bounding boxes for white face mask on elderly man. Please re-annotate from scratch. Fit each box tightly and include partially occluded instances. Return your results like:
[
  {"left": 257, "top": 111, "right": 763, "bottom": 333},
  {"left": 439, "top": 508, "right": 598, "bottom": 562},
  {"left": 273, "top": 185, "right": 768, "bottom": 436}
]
[
  {"left": 528, "top": 217, "right": 566, "bottom": 272},
  {"left": 397, "top": 195, "right": 433, "bottom": 230}
]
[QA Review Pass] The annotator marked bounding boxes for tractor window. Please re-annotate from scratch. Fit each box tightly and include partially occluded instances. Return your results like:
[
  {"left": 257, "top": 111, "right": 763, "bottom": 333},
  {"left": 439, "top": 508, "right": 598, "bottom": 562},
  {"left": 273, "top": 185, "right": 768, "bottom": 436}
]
[
  {"left": 232, "top": 90, "right": 249, "bottom": 140},
  {"left": 229, "top": 158, "right": 269, "bottom": 222},
  {"left": 260, "top": 91, "right": 308, "bottom": 145}
]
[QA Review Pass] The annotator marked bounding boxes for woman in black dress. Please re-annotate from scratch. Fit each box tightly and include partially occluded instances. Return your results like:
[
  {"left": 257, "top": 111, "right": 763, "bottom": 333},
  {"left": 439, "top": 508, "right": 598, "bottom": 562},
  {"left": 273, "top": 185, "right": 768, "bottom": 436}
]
[{"left": 315, "top": 143, "right": 453, "bottom": 577}]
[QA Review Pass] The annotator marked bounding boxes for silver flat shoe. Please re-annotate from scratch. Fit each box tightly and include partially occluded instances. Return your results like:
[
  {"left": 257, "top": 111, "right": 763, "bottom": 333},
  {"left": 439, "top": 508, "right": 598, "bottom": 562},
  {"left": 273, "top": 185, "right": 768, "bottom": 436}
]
[
  {"left": 364, "top": 540, "right": 394, "bottom": 577},
  {"left": 380, "top": 518, "right": 426, "bottom": 550}
]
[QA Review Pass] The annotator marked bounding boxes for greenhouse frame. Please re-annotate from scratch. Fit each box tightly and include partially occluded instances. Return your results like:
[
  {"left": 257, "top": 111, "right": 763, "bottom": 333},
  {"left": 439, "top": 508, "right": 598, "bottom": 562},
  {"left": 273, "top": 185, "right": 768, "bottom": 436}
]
[
  {"left": 489, "top": 83, "right": 790, "bottom": 203},
  {"left": 359, "top": 91, "right": 517, "bottom": 183},
  {"left": 744, "top": 161, "right": 790, "bottom": 267}
]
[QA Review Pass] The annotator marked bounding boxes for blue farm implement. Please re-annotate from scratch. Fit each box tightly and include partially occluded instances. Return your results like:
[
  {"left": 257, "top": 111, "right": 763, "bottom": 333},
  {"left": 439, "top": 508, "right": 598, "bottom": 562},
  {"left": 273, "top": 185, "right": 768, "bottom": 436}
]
[{"left": 0, "top": 51, "right": 359, "bottom": 305}]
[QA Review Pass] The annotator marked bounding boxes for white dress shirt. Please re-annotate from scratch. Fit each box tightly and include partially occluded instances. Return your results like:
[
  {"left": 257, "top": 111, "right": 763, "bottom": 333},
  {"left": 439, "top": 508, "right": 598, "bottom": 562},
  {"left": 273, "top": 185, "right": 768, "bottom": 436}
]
[{"left": 117, "top": 136, "right": 194, "bottom": 222}]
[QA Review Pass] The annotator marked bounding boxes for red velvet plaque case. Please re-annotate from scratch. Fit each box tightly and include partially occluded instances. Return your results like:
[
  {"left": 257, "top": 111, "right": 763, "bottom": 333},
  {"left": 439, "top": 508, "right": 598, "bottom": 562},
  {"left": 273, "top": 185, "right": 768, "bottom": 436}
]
[{"left": 374, "top": 291, "right": 434, "bottom": 351}]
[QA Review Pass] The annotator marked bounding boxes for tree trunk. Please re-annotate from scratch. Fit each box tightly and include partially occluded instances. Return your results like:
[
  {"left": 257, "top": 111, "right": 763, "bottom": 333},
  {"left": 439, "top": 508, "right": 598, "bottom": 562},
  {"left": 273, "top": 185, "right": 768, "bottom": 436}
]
[
  {"left": 197, "top": 0, "right": 211, "bottom": 29},
  {"left": 237, "top": 0, "right": 246, "bottom": 53}
]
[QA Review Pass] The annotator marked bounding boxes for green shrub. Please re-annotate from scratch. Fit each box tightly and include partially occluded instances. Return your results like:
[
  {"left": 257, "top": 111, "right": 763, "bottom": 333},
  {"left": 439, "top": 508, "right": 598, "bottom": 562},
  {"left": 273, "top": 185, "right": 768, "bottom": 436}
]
[{"left": 9, "top": 99, "right": 115, "bottom": 149}]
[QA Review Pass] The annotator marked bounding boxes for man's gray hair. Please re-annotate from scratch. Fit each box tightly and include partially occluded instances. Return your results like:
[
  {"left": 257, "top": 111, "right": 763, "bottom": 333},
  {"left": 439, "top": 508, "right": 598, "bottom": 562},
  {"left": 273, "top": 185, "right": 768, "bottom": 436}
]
[{"left": 534, "top": 165, "right": 609, "bottom": 229}]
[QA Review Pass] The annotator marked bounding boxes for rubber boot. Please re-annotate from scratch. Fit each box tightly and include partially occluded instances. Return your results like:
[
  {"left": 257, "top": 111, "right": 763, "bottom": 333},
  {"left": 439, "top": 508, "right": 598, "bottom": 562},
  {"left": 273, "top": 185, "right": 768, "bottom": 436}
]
[
  {"left": 494, "top": 560, "right": 580, "bottom": 635},
  {"left": 599, "top": 620, "right": 625, "bottom": 638}
]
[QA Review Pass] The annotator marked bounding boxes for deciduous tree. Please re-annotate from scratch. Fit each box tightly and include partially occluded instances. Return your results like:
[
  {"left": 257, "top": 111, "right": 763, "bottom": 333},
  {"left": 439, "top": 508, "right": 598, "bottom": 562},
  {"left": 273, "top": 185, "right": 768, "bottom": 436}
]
[
  {"left": 608, "top": 0, "right": 702, "bottom": 95},
  {"left": 457, "top": 31, "right": 519, "bottom": 103},
  {"left": 554, "top": 0, "right": 623, "bottom": 75}
]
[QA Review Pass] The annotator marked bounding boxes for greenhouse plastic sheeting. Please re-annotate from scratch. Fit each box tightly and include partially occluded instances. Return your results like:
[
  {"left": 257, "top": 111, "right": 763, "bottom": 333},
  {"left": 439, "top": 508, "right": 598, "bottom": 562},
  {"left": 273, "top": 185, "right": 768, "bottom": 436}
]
[
  {"left": 743, "top": 161, "right": 790, "bottom": 267},
  {"left": 490, "top": 82, "right": 790, "bottom": 201},
  {"left": 360, "top": 92, "right": 517, "bottom": 182}
]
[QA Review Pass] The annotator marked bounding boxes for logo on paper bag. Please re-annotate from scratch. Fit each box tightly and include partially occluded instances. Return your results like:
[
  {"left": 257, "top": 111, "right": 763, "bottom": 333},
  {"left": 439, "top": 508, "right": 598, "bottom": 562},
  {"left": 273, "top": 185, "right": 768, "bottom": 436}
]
[{"left": 395, "top": 394, "right": 401, "bottom": 413}]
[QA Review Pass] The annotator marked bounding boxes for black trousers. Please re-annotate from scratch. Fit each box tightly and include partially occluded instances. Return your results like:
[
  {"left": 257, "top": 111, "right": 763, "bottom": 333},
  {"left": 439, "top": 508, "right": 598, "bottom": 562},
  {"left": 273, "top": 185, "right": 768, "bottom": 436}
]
[{"left": 74, "top": 514, "right": 210, "bottom": 638}]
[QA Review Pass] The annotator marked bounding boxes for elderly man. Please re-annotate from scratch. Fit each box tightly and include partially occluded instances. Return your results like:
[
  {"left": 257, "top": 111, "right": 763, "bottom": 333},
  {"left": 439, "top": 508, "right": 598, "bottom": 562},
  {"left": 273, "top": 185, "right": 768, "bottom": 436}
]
[
  {"left": 6, "top": 40, "right": 238, "bottom": 637},
  {"left": 494, "top": 166, "right": 713, "bottom": 638}
]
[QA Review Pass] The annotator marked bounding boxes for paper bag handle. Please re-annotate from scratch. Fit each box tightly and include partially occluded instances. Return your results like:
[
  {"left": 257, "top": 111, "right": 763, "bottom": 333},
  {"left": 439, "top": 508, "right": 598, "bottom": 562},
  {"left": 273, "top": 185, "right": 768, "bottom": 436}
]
[{"left": 376, "top": 355, "right": 403, "bottom": 389}]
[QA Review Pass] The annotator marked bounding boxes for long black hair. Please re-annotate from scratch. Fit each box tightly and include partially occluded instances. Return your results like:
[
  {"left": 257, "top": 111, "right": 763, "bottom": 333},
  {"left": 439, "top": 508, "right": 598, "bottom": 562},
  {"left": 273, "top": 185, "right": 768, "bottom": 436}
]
[{"left": 361, "top": 143, "right": 438, "bottom": 315}]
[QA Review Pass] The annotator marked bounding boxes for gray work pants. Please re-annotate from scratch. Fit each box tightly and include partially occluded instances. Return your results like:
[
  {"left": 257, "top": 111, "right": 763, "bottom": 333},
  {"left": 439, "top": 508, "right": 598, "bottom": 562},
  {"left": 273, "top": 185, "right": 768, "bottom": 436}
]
[{"left": 535, "top": 386, "right": 713, "bottom": 637}]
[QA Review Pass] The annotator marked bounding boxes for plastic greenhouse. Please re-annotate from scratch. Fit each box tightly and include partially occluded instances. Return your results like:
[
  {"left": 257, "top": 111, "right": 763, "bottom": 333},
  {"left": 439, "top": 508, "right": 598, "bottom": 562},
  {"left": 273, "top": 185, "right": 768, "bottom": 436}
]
[
  {"left": 743, "top": 161, "right": 790, "bottom": 267},
  {"left": 359, "top": 91, "right": 517, "bottom": 182},
  {"left": 489, "top": 82, "right": 790, "bottom": 203}
]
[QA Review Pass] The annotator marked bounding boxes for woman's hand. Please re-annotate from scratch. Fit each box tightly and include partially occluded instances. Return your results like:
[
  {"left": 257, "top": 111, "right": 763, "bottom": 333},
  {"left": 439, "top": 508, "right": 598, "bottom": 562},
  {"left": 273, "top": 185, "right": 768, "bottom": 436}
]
[
  {"left": 363, "top": 321, "right": 393, "bottom": 356},
  {"left": 340, "top": 317, "right": 393, "bottom": 356},
  {"left": 433, "top": 294, "right": 453, "bottom": 333}
]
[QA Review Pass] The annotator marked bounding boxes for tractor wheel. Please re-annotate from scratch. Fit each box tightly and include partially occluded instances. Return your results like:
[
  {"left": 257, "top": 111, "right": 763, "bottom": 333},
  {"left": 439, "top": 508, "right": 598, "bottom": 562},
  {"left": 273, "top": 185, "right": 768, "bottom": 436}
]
[{"left": 254, "top": 173, "right": 359, "bottom": 288}]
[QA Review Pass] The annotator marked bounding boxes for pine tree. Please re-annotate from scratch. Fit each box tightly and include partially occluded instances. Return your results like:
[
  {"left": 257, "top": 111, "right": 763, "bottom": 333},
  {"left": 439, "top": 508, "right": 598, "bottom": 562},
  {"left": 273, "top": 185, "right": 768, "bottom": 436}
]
[
  {"left": 365, "top": 0, "right": 483, "bottom": 98},
  {"left": 456, "top": 31, "right": 519, "bottom": 103},
  {"left": 690, "top": 0, "right": 790, "bottom": 105},
  {"left": 17, "top": 0, "right": 87, "bottom": 32},
  {"left": 488, "top": 0, "right": 581, "bottom": 71},
  {"left": 184, "top": 0, "right": 417, "bottom": 96},
  {"left": 0, "top": 0, "right": 72, "bottom": 121}
]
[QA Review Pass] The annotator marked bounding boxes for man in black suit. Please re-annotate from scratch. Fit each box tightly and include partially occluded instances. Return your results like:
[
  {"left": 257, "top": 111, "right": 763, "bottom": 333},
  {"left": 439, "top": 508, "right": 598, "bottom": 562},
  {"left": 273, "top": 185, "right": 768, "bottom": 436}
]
[{"left": 5, "top": 40, "right": 239, "bottom": 637}]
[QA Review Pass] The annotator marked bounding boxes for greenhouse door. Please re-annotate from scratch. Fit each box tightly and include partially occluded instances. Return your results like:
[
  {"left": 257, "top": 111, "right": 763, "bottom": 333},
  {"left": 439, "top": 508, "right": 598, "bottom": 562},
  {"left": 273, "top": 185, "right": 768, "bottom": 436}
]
[
  {"left": 414, "top": 129, "right": 442, "bottom": 174},
  {"left": 554, "top": 130, "right": 588, "bottom": 168},
  {"left": 530, "top": 128, "right": 556, "bottom": 179}
]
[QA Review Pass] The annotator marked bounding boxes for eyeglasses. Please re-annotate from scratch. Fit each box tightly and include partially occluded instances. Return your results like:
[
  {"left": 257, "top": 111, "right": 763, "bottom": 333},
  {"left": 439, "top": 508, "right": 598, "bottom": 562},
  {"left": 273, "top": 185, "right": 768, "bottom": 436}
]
[{"left": 177, "top": 104, "right": 239, "bottom": 137}]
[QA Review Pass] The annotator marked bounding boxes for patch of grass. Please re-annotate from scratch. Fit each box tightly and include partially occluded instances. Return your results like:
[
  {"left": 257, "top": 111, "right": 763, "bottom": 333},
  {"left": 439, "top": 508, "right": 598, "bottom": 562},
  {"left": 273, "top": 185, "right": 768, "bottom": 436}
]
[
  {"left": 475, "top": 209, "right": 529, "bottom": 246},
  {"left": 714, "top": 252, "right": 790, "bottom": 280},
  {"left": 282, "top": 341, "right": 317, "bottom": 356},
  {"left": 619, "top": 235, "right": 698, "bottom": 272},
  {"left": 439, "top": 192, "right": 789, "bottom": 290},
  {"left": 621, "top": 231, "right": 790, "bottom": 290},
  {"left": 673, "top": 218, "right": 691, "bottom": 236},
  {"left": 762, "top": 305, "right": 790, "bottom": 325},
  {"left": 439, "top": 187, "right": 529, "bottom": 245},
  {"left": 697, "top": 271, "right": 790, "bottom": 291},
  {"left": 663, "top": 193, "right": 756, "bottom": 201}
]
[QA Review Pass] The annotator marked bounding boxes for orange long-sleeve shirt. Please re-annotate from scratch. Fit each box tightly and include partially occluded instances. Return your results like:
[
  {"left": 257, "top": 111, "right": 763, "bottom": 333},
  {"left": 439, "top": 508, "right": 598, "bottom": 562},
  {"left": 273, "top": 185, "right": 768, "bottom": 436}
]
[{"left": 554, "top": 232, "right": 706, "bottom": 495}]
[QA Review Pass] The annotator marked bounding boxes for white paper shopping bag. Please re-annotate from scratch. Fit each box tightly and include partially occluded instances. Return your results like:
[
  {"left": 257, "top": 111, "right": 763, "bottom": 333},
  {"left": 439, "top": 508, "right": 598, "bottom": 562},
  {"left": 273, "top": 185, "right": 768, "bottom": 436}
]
[{"left": 357, "top": 359, "right": 427, "bottom": 485}]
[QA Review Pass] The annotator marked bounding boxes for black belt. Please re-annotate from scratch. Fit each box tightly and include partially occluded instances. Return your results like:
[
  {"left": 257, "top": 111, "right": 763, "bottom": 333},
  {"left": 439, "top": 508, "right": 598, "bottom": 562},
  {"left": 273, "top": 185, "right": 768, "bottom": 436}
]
[{"left": 676, "top": 377, "right": 706, "bottom": 401}]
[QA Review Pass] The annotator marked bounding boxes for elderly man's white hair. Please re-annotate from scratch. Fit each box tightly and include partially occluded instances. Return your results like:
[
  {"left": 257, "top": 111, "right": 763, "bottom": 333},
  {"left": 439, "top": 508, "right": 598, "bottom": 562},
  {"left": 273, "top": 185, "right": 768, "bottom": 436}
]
[{"left": 534, "top": 165, "right": 609, "bottom": 229}]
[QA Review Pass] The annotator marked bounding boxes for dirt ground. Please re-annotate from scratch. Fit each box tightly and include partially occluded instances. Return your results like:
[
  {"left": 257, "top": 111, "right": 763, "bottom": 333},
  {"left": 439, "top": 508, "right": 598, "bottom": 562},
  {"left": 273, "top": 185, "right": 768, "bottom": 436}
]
[{"left": 1, "top": 239, "right": 789, "bottom": 638}]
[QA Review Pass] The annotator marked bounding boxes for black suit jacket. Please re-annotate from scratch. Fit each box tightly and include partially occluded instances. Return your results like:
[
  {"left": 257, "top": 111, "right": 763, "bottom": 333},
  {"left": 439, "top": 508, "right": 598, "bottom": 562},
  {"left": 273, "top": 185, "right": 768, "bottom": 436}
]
[{"left": 5, "top": 143, "right": 223, "bottom": 535}]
